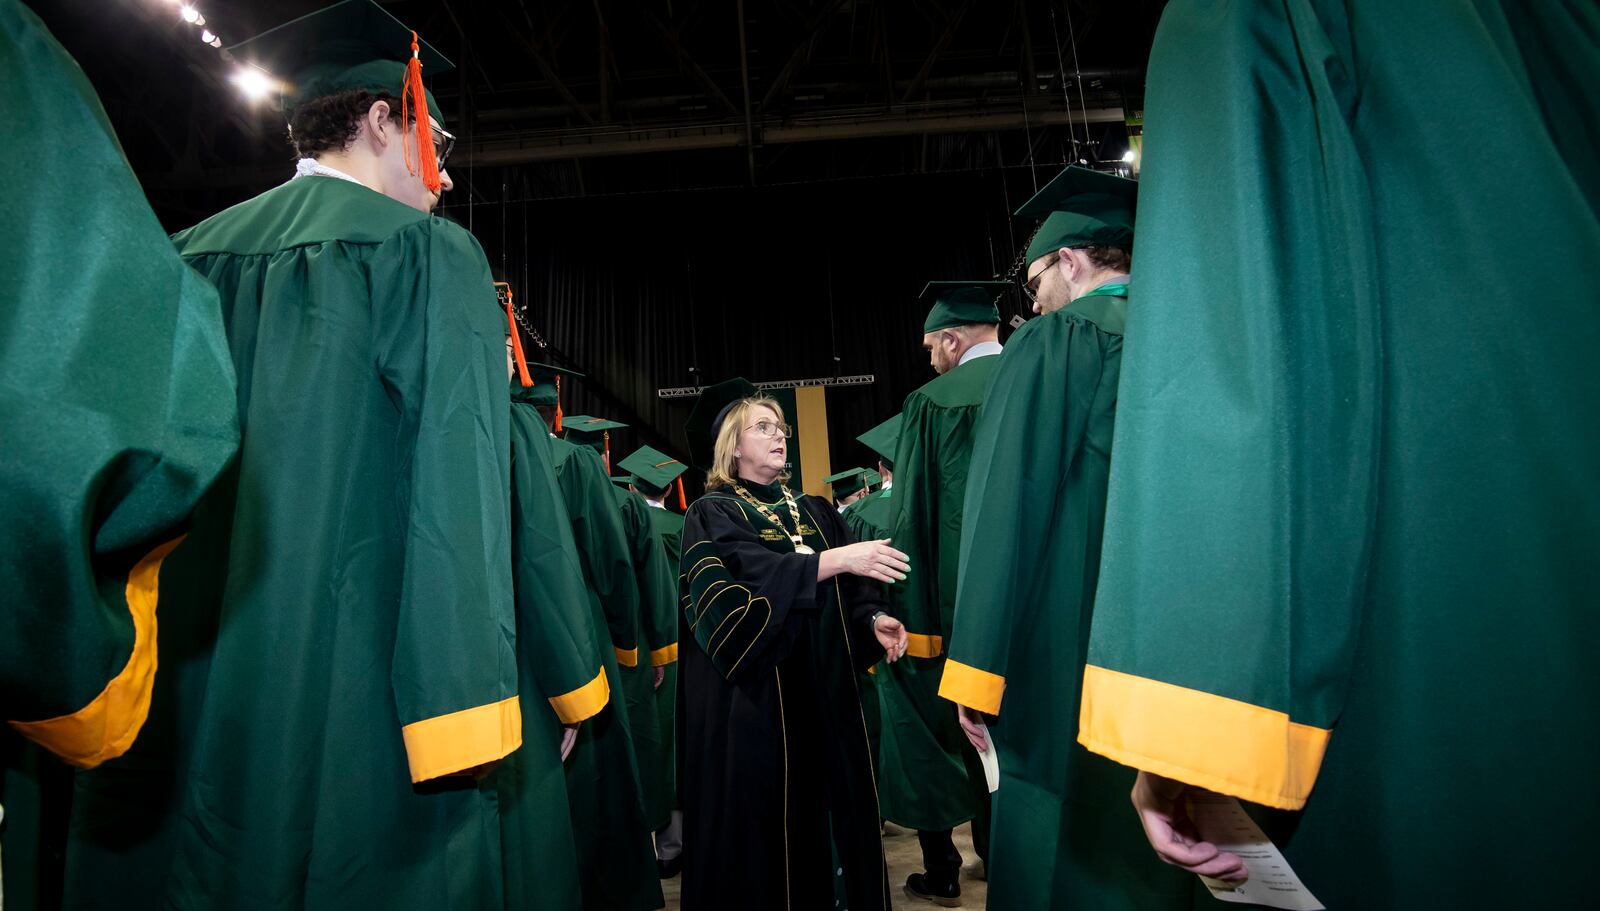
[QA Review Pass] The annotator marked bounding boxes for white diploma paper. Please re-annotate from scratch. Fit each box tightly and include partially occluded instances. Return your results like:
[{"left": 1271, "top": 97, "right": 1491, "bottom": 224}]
[
  {"left": 1187, "top": 794, "right": 1324, "bottom": 910},
  {"left": 973, "top": 721, "right": 1000, "bottom": 793}
]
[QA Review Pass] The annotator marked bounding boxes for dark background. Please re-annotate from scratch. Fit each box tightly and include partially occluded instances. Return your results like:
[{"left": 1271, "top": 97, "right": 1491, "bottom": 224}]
[{"left": 33, "top": 0, "right": 1163, "bottom": 487}]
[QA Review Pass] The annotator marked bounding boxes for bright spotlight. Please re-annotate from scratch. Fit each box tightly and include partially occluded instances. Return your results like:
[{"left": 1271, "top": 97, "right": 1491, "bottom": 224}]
[
  {"left": 200, "top": 29, "right": 215, "bottom": 43},
  {"left": 230, "top": 66, "right": 275, "bottom": 102},
  {"left": 1121, "top": 148, "right": 1137, "bottom": 163},
  {"left": 179, "top": 6, "right": 199, "bottom": 23}
]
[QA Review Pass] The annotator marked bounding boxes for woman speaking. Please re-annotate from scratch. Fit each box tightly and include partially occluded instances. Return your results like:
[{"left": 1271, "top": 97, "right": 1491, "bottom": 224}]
[{"left": 678, "top": 377, "right": 911, "bottom": 910}]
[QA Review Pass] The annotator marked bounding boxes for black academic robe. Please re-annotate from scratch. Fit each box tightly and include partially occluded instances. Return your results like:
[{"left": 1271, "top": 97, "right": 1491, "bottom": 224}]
[{"left": 678, "top": 481, "right": 890, "bottom": 910}]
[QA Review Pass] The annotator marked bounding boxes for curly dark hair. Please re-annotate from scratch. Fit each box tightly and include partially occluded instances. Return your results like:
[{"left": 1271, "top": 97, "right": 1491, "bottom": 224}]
[
  {"left": 287, "top": 90, "right": 403, "bottom": 158},
  {"left": 1083, "top": 244, "right": 1132, "bottom": 274}
]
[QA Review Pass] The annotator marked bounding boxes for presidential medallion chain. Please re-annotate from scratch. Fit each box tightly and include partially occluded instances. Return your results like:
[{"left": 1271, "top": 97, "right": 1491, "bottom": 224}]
[{"left": 731, "top": 483, "right": 815, "bottom": 555}]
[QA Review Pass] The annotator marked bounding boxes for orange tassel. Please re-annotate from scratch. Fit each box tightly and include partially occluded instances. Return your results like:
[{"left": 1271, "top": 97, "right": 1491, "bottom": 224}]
[
  {"left": 502, "top": 288, "right": 531, "bottom": 388},
  {"left": 676, "top": 476, "right": 687, "bottom": 511},
  {"left": 603, "top": 431, "right": 611, "bottom": 474},
  {"left": 554, "top": 376, "right": 564, "bottom": 433},
  {"left": 402, "top": 30, "right": 442, "bottom": 194}
]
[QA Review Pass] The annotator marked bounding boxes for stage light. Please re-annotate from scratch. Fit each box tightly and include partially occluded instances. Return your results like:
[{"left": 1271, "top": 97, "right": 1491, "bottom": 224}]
[
  {"left": 230, "top": 65, "right": 275, "bottom": 102},
  {"left": 1122, "top": 149, "right": 1137, "bottom": 163},
  {"left": 179, "top": 5, "right": 199, "bottom": 23},
  {"left": 209, "top": 36, "right": 223, "bottom": 48},
  {"left": 200, "top": 29, "right": 215, "bottom": 43}
]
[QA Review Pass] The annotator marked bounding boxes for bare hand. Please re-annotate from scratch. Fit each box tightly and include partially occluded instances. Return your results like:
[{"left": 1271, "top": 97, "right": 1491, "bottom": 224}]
[
  {"left": 559, "top": 724, "right": 579, "bottom": 762},
  {"left": 829, "top": 539, "right": 911, "bottom": 584},
  {"left": 1131, "top": 771, "right": 1248, "bottom": 884},
  {"left": 873, "top": 614, "right": 908, "bottom": 662},
  {"left": 957, "top": 704, "right": 990, "bottom": 753},
  {"left": 653, "top": 665, "right": 666, "bottom": 690}
]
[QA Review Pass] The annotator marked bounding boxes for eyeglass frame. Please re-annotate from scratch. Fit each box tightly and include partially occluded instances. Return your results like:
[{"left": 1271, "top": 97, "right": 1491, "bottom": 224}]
[
  {"left": 1021, "top": 251, "right": 1062, "bottom": 302},
  {"left": 431, "top": 125, "right": 456, "bottom": 170},
  {"left": 743, "top": 420, "right": 793, "bottom": 439}
]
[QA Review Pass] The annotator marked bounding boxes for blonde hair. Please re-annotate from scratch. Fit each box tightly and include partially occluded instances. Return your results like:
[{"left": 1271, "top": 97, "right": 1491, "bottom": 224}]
[{"left": 705, "top": 396, "right": 791, "bottom": 490}]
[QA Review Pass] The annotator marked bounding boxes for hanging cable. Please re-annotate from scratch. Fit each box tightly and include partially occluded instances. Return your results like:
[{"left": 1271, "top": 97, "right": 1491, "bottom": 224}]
[
  {"left": 1063, "top": 0, "right": 1094, "bottom": 162},
  {"left": 685, "top": 261, "right": 702, "bottom": 388},
  {"left": 1047, "top": 4, "right": 1079, "bottom": 164}
]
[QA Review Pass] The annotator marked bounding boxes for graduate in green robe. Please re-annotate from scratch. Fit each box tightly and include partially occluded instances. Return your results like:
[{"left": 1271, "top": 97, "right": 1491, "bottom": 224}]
[
  {"left": 825, "top": 467, "right": 873, "bottom": 512},
  {"left": 937, "top": 168, "right": 1192, "bottom": 909},
  {"left": 677, "top": 378, "right": 911, "bottom": 910},
  {"left": 63, "top": 5, "right": 523, "bottom": 908},
  {"left": 538, "top": 398, "right": 665, "bottom": 911},
  {"left": 878, "top": 282, "right": 1010, "bottom": 905},
  {"left": 567, "top": 423, "right": 680, "bottom": 838},
  {"left": 1, "top": 4, "right": 239, "bottom": 905},
  {"left": 846, "top": 415, "right": 902, "bottom": 542},
  {"left": 616, "top": 445, "right": 692, "bottom": 875},
  {"left": 502, "top": 356, "right": 615, "bottom": 911},
  {"left": 1078, "top": 4, "right": 1600, "bottom": 908}
]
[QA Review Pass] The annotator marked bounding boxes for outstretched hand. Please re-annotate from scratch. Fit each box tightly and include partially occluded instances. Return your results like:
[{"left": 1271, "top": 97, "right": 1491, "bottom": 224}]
[
  {"left": 820, "top": 538, "right": 911, "bottom": 584},
  {"left": 873, "top": 613, "right": 909, "bottom": 662},
  {"left": 1131, "top": 771, "right": 1248, "bottom": 884}
]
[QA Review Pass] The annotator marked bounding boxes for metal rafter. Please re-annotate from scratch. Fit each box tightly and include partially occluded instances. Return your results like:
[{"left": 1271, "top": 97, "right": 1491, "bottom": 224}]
[
  {"left": 759, "top": 0, "right": 852, "bottom": 112},
  {"left": 901, "top": 0, "right": 974, "bottom": 102},
  {"left": 633, "top": 0, "right": 740, "bottom": 115},
  {"left": 495, "top": 3, "right": 596, "bottom": 125}
]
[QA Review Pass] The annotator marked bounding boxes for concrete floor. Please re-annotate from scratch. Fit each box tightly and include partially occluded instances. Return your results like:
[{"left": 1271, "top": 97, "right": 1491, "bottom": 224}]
[{"left": 660, "top": 821, "right": 987, "bottom": 910}]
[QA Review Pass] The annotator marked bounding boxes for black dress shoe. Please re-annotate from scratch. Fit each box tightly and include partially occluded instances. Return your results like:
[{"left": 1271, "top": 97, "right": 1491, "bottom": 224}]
[
  {"left": 904, "top": 872, "right": 961, "bottom": 907},
  {"left": 656, "top": 855, "right": 683, "bottom": 879}
]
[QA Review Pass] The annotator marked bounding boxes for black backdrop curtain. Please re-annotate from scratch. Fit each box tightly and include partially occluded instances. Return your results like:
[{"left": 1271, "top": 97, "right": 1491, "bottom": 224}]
[{"left": 472, "top": 167, "right": 1041, "bottom": 499}]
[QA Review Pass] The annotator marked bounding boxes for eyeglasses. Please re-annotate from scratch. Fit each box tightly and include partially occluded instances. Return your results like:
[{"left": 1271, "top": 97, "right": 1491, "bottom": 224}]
[
  {"left": 744, "top": 420, "right": 792, "bottom": 439},
  {"left": 1021, "top": 252, "right": 1061, "bottom": 302},
  {"left": 431, "top": 125, "right": 456, "bottom": 169}
]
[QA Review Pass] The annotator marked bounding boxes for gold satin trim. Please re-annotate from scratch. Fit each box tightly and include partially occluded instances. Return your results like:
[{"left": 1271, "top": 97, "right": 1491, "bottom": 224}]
[
  {"left": 903, "top": 632, "right": 944, "bottom": 658},
  {"left": 614, "top": 646, "right": 640, "bottom": 668},
  {"left": 9, "top": 536, "right": 183, "bottom": 769},
  {"left": 937, "top": 658, "right": 1005, "bottom": 715},
  {"left": 1077, "top": 663, "right": 1330, "bottom": 811},
  {"left": 547, "top": 666, "right": 609, "bottom": 724},
  {"left": 650, "top": 643, "right": 679, "bottom": 667},
  {"left": 400, "top": 695, "right": 522, "bottom": 783}
]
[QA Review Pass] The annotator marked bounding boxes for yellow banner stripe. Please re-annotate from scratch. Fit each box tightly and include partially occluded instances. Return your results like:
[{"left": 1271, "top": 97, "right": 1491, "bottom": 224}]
[
  {"left": 937, "top": 658, "right": 1005, "bottom": 715},
  {"left": 650, "top": 643, "right": 679, "bottom": 667},
  {"left": 903, "top": 632, "right": 944, "bottom": 658},
  {"left": 547, "top": 666, "right": 609, "bottom": 724},
  {"left": 615, "top": 646, "right": 640, "bottom": 668},
  {"left": 1077, "top": 664, "right": 1330, "bottom": 811},
  {"left": 401, "top": 695, "right": 522, "bottom": 783},
  {"left": 9, "top": 536, "right": 183, "bottom": 768}
]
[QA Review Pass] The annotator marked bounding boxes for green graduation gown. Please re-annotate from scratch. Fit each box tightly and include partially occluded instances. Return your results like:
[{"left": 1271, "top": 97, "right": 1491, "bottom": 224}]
[
  {"left": 679, "top": 481, "right": 890, "bottom": 910},
  {"left": 844, "top": 487, "right": 893, "bottom": 542},
  {"left": 611, "top": 486, "right": 681, "bottom": 830},
  {"left": 547, "top": 437, "right": 664, "bottom": 911},
  {"left": 503, "top": 397, "right": 615, "bottom": 911},
  {"left": 939, "top": 289, "right": 1192, "bottom": 909},
  {"left": 877, "top": 355, "right": 999, "bottom": 833},
  {"left": 1078, "top": 2, "right": 1600, "bottom": 908},
  {"left": 644, "top": 502, "right": 685, "bottom": 821},
  {"left": 1, "top": 3, "right": 238, "bottom": 904},
  {"left": 65, "top": 175, "right": 521, "bottom": 910}
]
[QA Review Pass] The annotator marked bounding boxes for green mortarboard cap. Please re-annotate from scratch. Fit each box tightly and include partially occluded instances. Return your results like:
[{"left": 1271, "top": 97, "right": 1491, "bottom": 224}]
[
  {"left": 919, "top": 281, "right": 1011, "bottom": 333},
  {"left": 684, "top": 377, "right": 759, "bottom": 471},
  {"left": 610, "top": 474, "right": 636, "bottom": 489},
  {"left": 824, "top": 468, "right": 869, "bottom": 500},
  {"left": 563, "top": 415, "right": 627, "bottom": 454},
  {"left": 857, "top": 414, "right": 902, "bottom": 470},
  {"left": 864, "top": 470, "right": 883, "bottom": 489},
  {"left": 617, "top": 446, "right": 688, "bottom": 495},
  {"left": 229, "top": 0, "right": 453, "bottom": 127},
  {"left": 510, "top": 361, "right": 582, "bottom": 407},
  {"left": 1016, "top": 166, "right": 1137, "bottom": 266}
]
